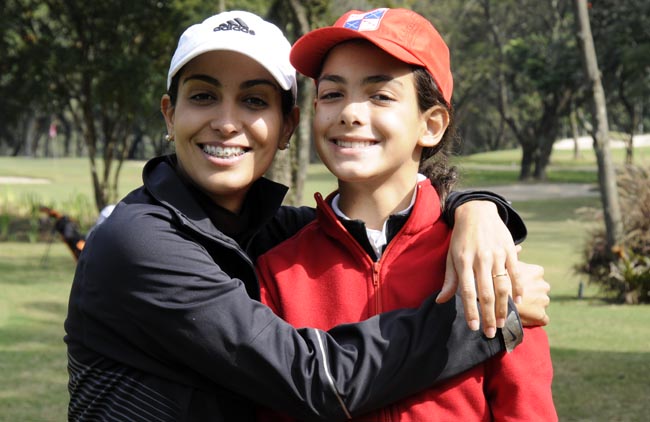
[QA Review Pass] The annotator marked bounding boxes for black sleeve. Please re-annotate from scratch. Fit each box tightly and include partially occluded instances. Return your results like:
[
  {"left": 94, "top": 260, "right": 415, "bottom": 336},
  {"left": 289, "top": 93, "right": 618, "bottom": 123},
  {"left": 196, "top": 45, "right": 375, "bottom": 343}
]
[
  {"left": 443, "top": 190, "right": 527, "bottom": 244},
  {"left": 248, "top": 205, "right": 316, "bottom": 259},
  {"left": 72, "top": 209, "right": 517, "bottom": 421}
]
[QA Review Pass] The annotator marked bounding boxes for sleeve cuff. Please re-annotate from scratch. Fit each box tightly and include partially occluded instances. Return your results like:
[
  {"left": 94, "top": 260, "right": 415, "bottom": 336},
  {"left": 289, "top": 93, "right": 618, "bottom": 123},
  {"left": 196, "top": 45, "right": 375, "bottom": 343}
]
[{"left": 444, "top": 190, "right": 527, "bottom": 244}]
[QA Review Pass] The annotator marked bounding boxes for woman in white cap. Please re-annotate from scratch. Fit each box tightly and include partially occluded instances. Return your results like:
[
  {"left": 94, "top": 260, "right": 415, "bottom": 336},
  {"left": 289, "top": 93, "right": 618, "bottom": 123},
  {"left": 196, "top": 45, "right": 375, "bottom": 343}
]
[{"left": 64, "top": 10, "right": 546, "bottom": 422}]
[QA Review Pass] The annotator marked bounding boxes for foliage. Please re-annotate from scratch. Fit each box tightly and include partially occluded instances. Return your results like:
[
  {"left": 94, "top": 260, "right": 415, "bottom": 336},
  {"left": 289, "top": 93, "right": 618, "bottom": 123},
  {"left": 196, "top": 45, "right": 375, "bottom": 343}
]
[
  {"left": 576, "top": 165, "right": 650, "bottom": 303},
  {"left": 1, "top": 0, "right": 649, "bottom": 204}
]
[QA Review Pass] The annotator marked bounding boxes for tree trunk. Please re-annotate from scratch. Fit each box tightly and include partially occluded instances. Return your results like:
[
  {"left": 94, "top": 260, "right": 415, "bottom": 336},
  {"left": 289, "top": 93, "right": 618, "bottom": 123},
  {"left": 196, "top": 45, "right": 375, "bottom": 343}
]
[
  {"left": 534, "top": 136, "right": 554, "bottom": 181},
  {"left": 519, "top": 143, "right": 535, "bottom": 181},
  {"left": 570, "top": 104, "right": 581, "bottom": 160},
  {"left": 265, "top": 0, "right": 314, "bottom": 205},
  {"left": 24, "top": 115, "right": 36, "bottom": 157},
  {"left": 574, "top": 0, "right": 623, "bottom": 250}
]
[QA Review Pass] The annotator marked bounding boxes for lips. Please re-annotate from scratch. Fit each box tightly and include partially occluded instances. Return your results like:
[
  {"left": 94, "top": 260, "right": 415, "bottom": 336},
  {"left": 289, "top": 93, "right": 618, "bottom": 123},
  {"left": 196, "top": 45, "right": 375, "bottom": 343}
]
[{"left": 200, "top": 144, "right": 249, "bottom": 158}]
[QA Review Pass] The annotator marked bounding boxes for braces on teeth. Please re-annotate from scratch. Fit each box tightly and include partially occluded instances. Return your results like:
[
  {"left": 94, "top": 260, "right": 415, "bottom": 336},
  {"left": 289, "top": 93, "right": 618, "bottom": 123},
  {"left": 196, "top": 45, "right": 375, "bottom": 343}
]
[{"left": 203, "top": 144, "right": 246, "bottom": 158}]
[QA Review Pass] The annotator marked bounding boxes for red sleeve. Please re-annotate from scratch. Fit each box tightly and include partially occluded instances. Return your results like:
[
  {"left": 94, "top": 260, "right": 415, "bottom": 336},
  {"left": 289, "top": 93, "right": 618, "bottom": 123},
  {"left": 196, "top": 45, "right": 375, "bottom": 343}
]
[
  {"left": 256, "top": 255, "right": 282, "bottom": 314},
  {"left": 484, "top": 327, "right": 558, "bottom": 421},
  {"left": 255, "top": 256, "right": 298, "bottom": 422}
]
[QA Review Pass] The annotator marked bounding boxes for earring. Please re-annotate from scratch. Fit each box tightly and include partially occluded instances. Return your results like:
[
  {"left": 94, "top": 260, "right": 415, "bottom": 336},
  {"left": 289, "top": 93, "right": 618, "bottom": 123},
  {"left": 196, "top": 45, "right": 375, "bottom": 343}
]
[
  {"left": 279, "top": 140, "right": 290, "bottom": 150},
  {"left": 165, "top": 133, "right": 174, "bottom": 142}
]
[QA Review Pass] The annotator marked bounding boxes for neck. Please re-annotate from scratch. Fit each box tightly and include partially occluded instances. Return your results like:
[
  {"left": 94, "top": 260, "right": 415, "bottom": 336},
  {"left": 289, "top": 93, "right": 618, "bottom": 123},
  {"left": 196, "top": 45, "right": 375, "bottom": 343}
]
[
  {"left": 176, "top": 164, "right": 247, "bottom": 215},
  {"left": 337, "top": 175, "right": 418, "bottom": 230}
]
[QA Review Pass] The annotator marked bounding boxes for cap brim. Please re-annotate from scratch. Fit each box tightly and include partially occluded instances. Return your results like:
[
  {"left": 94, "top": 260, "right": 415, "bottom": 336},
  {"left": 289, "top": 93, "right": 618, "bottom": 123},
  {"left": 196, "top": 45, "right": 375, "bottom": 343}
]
[
  {"left": 290, "top": 27, "right": 424, "bottom": 79},
  {"left": 171, "top": 43, "right": 293, "bottom": 92},
  {"left": 168, "top": 41, "right": 296, "bottom": 100}
]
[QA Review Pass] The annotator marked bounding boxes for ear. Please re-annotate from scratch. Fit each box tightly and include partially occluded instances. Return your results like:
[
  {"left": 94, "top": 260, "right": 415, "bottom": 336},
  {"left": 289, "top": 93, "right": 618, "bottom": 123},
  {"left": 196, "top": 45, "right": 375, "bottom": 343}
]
[
  {"left": 161, "top": 94, "right": 175, "bottom": 136},
  {"left": 279, "top": 106, "right": 300, "bottom": 150},
  {"left": 418, "top": 105, "right": 449, "bottom": 148}
]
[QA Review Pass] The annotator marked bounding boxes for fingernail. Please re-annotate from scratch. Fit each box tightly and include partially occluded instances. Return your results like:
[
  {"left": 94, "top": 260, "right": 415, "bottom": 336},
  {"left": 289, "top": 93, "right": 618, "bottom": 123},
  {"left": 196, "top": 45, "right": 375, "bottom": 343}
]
[
  {"left": 496, "top": 318, "right": 505, "bottom": 328},
  {"left": 485, "top": 327, "right": 496, "bottom": 338},
  {"left": 468, "top": 320, "right": 480, "bottom": 331},
  {"left": 515, "top": 295, "right": 523, "bottom": 304}
]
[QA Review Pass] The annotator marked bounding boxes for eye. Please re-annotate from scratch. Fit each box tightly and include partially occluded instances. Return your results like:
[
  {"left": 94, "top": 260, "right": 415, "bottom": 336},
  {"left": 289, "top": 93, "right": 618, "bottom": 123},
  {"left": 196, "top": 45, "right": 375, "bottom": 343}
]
[
  {"left": 370, "top": 92, "right": 396, "bottom": 104},
  {"left": 243, "top": 96, "right": 269, "bottom": 109},
  {"left": 189, "top": 92, "right": 217, "bottom": 104},
  {"left": 318, "top": 90, "right": 343, "bottom": 101}
]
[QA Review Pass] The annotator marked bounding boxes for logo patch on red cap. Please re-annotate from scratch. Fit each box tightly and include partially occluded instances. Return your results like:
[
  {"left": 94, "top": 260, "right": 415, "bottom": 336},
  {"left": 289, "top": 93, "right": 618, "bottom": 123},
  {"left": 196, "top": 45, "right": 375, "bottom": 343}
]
[{"left": 343, "top": 8, "right": 388, "bottom": 32}]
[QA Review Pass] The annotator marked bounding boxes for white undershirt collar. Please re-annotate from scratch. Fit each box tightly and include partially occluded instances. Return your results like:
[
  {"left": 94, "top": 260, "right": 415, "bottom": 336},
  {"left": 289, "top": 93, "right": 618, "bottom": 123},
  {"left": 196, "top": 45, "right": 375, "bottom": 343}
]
[{"left": 331, "top": 174, "right": 425, "bottom": 257}]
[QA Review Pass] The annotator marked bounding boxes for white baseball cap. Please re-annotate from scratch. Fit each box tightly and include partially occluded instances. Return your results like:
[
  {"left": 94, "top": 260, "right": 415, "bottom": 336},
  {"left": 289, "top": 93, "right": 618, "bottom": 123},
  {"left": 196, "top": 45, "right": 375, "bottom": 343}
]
[{"left": 167, "top": 11, "right": 297, "bottom": 99}]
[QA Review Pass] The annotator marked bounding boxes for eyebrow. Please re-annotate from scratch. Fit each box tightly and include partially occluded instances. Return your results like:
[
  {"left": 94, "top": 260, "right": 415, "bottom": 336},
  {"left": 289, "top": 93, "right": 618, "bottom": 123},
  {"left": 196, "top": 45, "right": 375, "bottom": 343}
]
[
  {"left": 183, "top": 74, "right": 280, "bottom": 91},
  {"left": 318, "top": 73, "right": 403, "bottom": 87}
]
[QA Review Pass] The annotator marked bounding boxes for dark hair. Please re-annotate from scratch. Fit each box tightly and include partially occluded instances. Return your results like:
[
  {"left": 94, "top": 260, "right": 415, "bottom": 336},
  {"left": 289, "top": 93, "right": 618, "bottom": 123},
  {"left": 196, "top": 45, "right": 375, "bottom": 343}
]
[
  {"left": 412, "top": 67, "right": 458, "bottom": 203},
  {"left": 167, "top": 71, "right": 295, "bottom": 116}
]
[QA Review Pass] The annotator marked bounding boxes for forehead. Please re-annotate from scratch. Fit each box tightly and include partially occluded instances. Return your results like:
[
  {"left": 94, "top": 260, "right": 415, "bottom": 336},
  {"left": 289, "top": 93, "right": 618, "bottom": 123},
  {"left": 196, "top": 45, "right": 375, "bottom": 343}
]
[
  {"left": 321, "top": 40, "right": 413, "bottom": 77},
  {"left": 180, "top": 50, "right": 279, "bottom": 88}
]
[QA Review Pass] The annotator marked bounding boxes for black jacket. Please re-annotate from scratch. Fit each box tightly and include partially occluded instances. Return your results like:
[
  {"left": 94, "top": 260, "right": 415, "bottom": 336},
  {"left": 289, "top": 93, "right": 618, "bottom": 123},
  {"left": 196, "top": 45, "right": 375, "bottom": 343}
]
[{"left": 64, "top": 155, "right": 521, "bottom": 421}]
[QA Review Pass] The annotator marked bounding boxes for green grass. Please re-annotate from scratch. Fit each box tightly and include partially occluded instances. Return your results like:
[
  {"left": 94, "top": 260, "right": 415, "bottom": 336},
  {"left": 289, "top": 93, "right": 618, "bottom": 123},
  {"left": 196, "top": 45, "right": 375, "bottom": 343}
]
[
  {"left": 454, "top": 145, "right": 650, "bottom": 187},
  {"left": 513, "top": 196, "right": 650, "bottom": 421},
  {"left": 0, "top": 242, "right": 75, "bottom": 420},
  {"left": 1, "top": 150, "right": 649, "bottom": 421},
  {"left": 0, "top": 156, "right": 145, "bottom": 208}
]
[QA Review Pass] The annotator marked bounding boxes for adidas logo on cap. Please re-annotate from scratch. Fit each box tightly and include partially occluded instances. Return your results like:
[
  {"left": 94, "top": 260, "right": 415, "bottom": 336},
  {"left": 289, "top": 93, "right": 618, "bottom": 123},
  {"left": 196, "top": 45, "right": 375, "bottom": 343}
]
[{"left": 213, "top": 18, "right": 255, "bottom": 35}]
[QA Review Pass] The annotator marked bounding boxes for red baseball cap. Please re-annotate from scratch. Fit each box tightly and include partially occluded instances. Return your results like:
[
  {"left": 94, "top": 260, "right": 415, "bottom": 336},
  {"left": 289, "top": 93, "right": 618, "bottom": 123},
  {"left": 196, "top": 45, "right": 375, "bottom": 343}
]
[{"left": 290, "top": 8, "right": 453, "bottom": 104}]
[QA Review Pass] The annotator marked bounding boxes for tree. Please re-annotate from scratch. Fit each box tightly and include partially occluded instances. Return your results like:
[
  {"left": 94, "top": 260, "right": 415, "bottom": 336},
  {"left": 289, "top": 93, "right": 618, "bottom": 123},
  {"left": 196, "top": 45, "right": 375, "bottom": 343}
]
[
  {"left": 414, "top": 0, "right": 584, "bottom": 179},
  {"left": 589, "top": 0, "right": 650, "bottom": 165},
  {"left": 573, "top": 0, "right": 622, "bottom": 250},
  {"left": 480, "top": 0, "right": 582, "bottom": 180},
  {"left": 14, "top": 0, "right": 179, "bottom": 210},
  {"left": 0, "top": 1, "right": 57, "bottom": 156},
  {"left": 264, "top": 0, "right": 331, "bottom": 205}
]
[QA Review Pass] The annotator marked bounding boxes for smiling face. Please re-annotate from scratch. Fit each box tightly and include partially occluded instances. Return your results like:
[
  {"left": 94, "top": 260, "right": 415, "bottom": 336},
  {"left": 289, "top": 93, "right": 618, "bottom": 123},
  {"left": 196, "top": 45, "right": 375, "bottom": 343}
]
[
  {"left": 313, "top": 41, "right": 442, "bottom": 193},
  {"left": 161, "top": 50, "right": 297, "bottom": 213}
]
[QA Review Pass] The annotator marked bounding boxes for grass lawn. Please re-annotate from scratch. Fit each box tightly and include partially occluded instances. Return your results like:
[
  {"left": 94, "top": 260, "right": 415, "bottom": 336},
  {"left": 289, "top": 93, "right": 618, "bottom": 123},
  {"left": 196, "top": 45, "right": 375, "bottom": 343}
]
[
  {"left": 1, "top": 149, "right": 649, "bottom": 421},
  {"left": 0, "top": 242, "right": 74, "bottom": 420}
]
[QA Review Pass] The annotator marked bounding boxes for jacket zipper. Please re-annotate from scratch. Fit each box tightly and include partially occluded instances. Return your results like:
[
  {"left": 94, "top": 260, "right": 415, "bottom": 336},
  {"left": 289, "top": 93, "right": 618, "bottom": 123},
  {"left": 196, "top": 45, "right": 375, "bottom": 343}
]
[{"left": 372, "top": 262, "right": 382, "bottom": 315}]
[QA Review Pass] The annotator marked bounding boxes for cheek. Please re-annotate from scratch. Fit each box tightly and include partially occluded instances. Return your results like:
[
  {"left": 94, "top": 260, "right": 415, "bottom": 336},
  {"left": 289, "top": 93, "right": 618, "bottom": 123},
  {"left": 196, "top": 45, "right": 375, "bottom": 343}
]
[
  {"left": 313, "top": 109, "right": 335, "bottom": 135},
  {"left": 174, "top": 108, "right": 207, "bottom": 138},
  {"left": 250, "top": 116, "right": 283, "bottom": 152}
]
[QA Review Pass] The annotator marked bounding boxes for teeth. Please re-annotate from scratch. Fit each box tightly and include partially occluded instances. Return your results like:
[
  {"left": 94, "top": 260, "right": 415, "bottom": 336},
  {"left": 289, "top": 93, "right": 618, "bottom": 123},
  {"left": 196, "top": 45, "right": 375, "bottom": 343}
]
[
  {"left": 202, "top": 144, "right": 246, "bottom": 158},
  {"left": 335, "top": 139, "right": 374, "bottom": 148}
]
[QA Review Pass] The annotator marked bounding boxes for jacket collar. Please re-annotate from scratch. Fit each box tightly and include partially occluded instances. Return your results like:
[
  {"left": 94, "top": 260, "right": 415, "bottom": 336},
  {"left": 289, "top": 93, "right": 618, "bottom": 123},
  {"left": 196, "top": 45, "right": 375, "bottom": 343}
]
[
  {"left": 315, "top": 178, "right": 443, "bottom": 259},
  {"left": 142, "top": 155, "right": 288, "bottom": 244}
]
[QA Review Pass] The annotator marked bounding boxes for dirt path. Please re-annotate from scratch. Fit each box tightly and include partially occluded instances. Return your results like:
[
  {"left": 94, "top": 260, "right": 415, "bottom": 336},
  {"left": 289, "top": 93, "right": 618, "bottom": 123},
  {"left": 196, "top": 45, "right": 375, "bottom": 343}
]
[
  {"left": 0, "top": 176, "right": 50, "bottom": 184},
  {"left": 476, "top": 182, "right": 599, "bottom": 202}
]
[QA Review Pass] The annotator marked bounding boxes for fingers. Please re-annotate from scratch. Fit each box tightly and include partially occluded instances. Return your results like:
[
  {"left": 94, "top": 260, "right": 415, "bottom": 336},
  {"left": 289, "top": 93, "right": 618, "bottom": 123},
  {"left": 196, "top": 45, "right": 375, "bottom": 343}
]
[
  {"left": 437, "top": 252, "right": 459, "bottom": 304},
  {"left": 446, "top": 200, "right": 522, "bottom": 337},
  {"left": 458, "top": 268, "right": 481, "bottom": 333},
  {"left": 505, "top": 246, "right": 523, "bottom": 304},
  {"left": 490, "top": 269, "right": 511, "bottom": 330},
  {"left": 473, "top": 246, "right": 511, "bottom": 337},
  {"left": 541, "top": 313, "right": 550, "bottom": 326},
  {"left": 515, "top": 262, "right": 551, "bottom": 327}
]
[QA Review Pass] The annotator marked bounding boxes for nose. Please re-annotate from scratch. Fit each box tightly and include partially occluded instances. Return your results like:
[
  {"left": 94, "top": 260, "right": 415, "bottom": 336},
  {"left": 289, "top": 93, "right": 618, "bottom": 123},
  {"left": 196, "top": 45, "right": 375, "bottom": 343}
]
[
  {"left": 210, "top": 104, "right": 241, "bottom": 136},
  {"left": 339, "top": 100, "right": 365, "bottom": 127}
]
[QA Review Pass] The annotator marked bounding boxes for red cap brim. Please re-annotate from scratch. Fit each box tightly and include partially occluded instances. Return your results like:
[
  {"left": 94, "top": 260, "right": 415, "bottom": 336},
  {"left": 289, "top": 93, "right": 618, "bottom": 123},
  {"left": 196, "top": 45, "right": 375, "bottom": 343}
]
[{"left": 290, "top": 27, "right": 425, "bottom": 80}]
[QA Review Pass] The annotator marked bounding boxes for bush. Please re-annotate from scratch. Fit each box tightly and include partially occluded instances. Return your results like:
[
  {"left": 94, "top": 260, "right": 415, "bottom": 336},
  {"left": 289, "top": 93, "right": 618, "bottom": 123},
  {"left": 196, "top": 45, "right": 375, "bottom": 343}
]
[
  {"left": 576, "top": 165, "right": 650, "bottom": 303},
  {"left": 0, "top": 192, "right": 95, "bottom": 242}
]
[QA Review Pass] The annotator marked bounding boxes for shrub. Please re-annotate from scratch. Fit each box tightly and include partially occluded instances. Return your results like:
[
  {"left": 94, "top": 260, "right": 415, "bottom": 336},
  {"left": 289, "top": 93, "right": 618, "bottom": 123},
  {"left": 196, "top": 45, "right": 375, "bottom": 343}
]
[
  {"left": 0, "top": 192, "right": 95, "bottom": 242},
  {"left": 576, "top": 165, "right": 650, "bottom": 303}
]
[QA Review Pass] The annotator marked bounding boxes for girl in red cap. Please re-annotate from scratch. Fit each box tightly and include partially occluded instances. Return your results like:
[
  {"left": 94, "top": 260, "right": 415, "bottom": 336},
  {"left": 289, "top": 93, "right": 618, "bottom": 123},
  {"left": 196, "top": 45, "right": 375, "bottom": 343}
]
[{"left": 257, "top": 8, "right": 557, "bottom": 421}]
